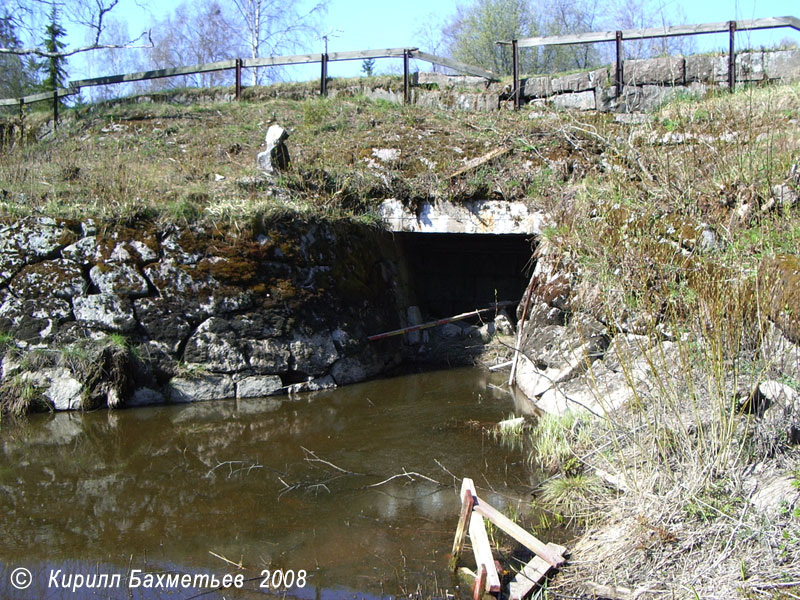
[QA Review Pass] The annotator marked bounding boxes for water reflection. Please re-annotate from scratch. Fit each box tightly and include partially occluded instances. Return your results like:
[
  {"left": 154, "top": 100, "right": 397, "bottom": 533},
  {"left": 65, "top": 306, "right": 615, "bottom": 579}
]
[{"left": 0, "top": 368, "right": 539, "bottom": 598}]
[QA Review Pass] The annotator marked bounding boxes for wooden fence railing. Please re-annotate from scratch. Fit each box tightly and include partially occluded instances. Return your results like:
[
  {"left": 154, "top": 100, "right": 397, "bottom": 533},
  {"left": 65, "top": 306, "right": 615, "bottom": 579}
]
[
  {"left": 0, "top": 46, "right": 498, "bottom": 128},
  {"left": 498, "top": 15, "right": 800, "bottom": 108},
  {"left": 3, "top": 15, "right": 798, "bottom": 121}
]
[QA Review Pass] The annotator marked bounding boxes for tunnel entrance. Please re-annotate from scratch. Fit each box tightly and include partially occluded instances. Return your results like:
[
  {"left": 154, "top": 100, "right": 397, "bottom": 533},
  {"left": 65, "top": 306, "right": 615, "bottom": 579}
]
[{"left": 396, "top": 232, "right": 535, "bottom": 319}]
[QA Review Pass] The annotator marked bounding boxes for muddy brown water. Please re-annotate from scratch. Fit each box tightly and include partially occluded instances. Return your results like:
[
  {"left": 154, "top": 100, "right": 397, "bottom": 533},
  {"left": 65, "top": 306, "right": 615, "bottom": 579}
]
[{"left": 0, "top": 367, "right": 547, "bottom": 599}]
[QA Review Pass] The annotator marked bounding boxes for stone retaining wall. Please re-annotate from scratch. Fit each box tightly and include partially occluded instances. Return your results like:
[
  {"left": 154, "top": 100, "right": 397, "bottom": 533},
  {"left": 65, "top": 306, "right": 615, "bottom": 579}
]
[
  {"left": 0, "top": 217, "right": 410, "bottom": 411},
  {"left": 519, "top": 49, "right": 800, "bottom": 112},
  {"left": 45, "top": 48, "right": 800, "bottom": 120}
]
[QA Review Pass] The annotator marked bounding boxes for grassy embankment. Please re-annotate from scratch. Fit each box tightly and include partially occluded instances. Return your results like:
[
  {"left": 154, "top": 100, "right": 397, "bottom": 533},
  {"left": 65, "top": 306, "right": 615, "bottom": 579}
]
[
  {"left": 2, "top": 78, "right": 800, "bottom": 597},
  {"left": 516, "top": 84, "right": 800, "bottom": 598}
]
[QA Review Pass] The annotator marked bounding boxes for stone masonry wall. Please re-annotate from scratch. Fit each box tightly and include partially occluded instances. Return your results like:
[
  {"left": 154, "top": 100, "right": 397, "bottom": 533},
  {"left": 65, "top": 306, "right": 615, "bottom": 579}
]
[
  {"left": 518, "top": 49, "right": 800, "bottom": 112},
  {"left": 0, "top": 217, "right": 408, "bottom": 411}
]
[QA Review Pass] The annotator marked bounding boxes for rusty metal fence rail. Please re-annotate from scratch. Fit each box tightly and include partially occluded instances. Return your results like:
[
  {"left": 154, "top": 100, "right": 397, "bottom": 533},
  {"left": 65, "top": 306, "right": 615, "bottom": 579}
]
[{"left": 498, "top": 15, "right": 800, "bottom": 109}]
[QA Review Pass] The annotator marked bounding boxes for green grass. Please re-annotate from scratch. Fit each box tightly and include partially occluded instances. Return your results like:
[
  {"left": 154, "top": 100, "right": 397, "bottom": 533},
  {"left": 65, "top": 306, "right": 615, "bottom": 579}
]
[{"left": 0, "top": 87, "right": 590, "bottom": 225}]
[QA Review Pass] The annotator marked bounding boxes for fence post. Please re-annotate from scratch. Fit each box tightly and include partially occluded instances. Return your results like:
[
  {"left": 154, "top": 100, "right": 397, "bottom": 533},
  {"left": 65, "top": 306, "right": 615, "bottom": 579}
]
[
  {"left": 512, "top": 39, "right": 520, "bottom": 110},
  {"left": 615, "top": 31, "right": 623, "bottom": 98},
  {"left": 320, "top": 53, "right": 328, "bottom": 97},
  {"left": 728, "top": 20, "right": 736, "bottom": 92},
  {"left": 53, "top": 90, "right": 58, "bottom": 131},
  {"left": 403, "top": 49, "right": 410, "bottom": 104},
  {"left": 235, "top": 58, "right": 242, "bottom": 100},
  {"left": 19, "top": 98, "right": 24, "bottom": 141}
]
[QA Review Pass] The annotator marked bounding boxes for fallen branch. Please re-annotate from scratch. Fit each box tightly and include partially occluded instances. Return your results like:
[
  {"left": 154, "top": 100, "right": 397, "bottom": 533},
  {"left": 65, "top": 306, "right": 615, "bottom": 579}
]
[
  {"left": 208, "top": 551, "right": 243, "bottom": 570},
  {"left": 449, "top": 147, "right": 510, "bottom": 180},
  {"left": 301, "top": 446, "right": 363, "bottom": 475},
  {"left": 366, "top": 468, "right": 442, "bottom": 488}
]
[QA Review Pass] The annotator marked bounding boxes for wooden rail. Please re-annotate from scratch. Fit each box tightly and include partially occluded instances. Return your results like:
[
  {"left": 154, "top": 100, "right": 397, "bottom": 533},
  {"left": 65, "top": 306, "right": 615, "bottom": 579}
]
[
  {"left": 497, "top": 15, "right": 800, "bottom": 108},
  {"left": 451, "top": 478, "right": 566, "bottom": 599},
  {"left": 501, "top": 15, "right": 800, "bottom": 48},
  {"left": 0, "top": 87, "right": 73, "bottom": 107},
  {"left": 0, "top": 44, "right": 497, "bottom": 130}
]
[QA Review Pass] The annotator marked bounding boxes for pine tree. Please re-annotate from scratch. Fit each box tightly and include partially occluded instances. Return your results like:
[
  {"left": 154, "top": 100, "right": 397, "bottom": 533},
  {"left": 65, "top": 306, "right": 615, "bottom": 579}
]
[
  {"left": 0, "top": 14, "right": 39, "bottom": 99},
  {"left": 361, "top": 58, "right": 376, "bottom": 77},
  {"left": 40, "top": 4, "right": 68, "bottom": 109}
]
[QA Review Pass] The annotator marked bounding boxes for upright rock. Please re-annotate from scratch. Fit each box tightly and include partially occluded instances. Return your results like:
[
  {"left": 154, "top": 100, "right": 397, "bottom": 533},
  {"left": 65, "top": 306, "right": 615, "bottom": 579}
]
[{"left": 257, "top": 124, "right": 290, "bottom": 175}]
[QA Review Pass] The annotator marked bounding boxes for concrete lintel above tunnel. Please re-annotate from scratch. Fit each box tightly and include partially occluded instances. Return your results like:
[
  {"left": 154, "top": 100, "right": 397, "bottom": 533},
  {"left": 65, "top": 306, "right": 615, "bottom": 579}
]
[{"left": 379, "top": 199, "right": 546, "bottom": 235}]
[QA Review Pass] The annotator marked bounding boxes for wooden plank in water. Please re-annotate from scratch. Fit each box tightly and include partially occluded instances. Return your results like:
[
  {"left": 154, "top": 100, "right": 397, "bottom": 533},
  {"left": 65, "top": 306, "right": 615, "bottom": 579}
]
[
  {"left": 468, "top": 513, "right": 501, "bottom": 593},
  {"left": 473, "top": 496, "right": 565, "bottom": 567},
  {"left": 508, "top": 543, "right": 565, "bottom": 600},
  {"left": 450, "top": 478, "right": 476, "bottom": 569}
]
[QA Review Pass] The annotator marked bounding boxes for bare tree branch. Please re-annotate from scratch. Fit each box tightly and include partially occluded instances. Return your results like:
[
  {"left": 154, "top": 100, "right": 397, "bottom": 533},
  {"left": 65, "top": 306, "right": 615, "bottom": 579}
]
[{"left": 0, "top": 30, "right": 152, "bottom": 58}]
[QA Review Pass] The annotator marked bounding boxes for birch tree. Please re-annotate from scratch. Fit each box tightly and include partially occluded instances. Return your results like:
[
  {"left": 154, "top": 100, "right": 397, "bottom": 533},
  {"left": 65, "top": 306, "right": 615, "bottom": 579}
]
[
  {"left": 227, "top": 0, "right": 327, "bottom": 85},
  {"left": 442, "top": 0, "right": 540, "bottom": 76}
]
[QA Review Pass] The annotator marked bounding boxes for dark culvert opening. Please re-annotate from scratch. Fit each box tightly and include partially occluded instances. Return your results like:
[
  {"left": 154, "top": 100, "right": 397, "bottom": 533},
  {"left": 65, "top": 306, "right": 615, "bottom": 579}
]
[{"left": 396, "top": 232, "right": 535, "bottom": 319}]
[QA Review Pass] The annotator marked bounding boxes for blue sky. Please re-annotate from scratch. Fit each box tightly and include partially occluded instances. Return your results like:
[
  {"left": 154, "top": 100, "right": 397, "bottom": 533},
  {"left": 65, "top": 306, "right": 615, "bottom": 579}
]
[{"left": 65, "top": 0, "right": 800, "bottom": 81}]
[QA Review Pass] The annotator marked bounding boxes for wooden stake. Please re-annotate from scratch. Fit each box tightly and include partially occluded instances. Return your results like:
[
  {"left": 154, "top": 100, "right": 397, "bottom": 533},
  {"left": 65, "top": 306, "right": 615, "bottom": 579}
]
[
  {"left": 450, "top": 478, "right": 476, "bottom": 570},
  {"left": 468, "top": 513, "right": 502, "bottom": 593},
  {"left": 473, "top": 565, "right": 487, "bottom": 600},
  {"left": 235, "top": 58, "right": 242, "bottom": 100}
]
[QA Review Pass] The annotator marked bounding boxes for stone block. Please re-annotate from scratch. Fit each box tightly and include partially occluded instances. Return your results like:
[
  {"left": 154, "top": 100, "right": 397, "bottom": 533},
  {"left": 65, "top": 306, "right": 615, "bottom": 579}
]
[
  {"left": 763, "top": 49, "right": 800, "bottom": 81},
  {"left": 553, "top": 90, "right": 596, "bottom": 111},
  {"left": 624, "top": 56, "right": 685, "bottom": 85},
  {"left": 90, "top": 263, "right": 149, "bottom": 297},
  {"left": 736, "top": 51, "right": 765, "bottom": 82},
  {"left": 685, "top": 54, "right": 727, "bottom": 83},
  {"left": 616, "top": 85, "right": 682, "bottom": 113},
  {"left": 595, "top": 86, "right": 618, "bottom": 112},
  {"left": 551, "top": 68, "right": 607, "bottom": 93},
  {"left": 168, "top": 375, "right": 235, "bottom": 402},
  {"left": 236, "top": 375, "right": 283, "bottom": 399},
  {"left": 73, "top": 294, "right": 136, "bottom": 332},
  {"left": 417, "top": 72, "right": 487, "bottom": 89},
  {"left": 521, "top": 76, "right": 551, "bottom": 98}
]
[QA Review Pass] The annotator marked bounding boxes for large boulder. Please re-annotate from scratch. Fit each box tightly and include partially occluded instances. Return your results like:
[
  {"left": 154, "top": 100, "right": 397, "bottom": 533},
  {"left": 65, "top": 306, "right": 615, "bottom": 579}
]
[
  {"left": 0, "top": 218, "right": 77, "bottom": 285},
  {"left": 289, "top": 331, "right": 339, "bottom": 376},
  {"left": 236, "top": 375, "right": 283, "bottom": 399},
  {"left": 23, "top": 368, "right": 83, "bottom": 410}
]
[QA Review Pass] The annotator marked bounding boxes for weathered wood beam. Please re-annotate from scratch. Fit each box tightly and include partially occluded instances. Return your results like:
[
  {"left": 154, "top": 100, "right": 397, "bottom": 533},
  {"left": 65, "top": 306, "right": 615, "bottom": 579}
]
[
  {"left": 409, "top": 50, "right": 498, "bottom": 80},
  {"left": 473, "top": 495, "right": 565, "bottom": 567},
  {"left": 71, "top": 60, "right": 237, "bottom": 87},
  {"left": 0, "top": 88, "right": 74, "bottom": 106},
  {"left": 450, "top": 478, "right": 477, "bottom": 569},
  {"left": 449, "top": 147, "right": 510, "bottom": 179},
  {"left": 245, "top": 47, "right": 413, "bottom": 69},
  {"left": 508, "top": 542, "right": 568, "bottom": 600},
  {"left": 468, "top": 512, "right": 502, "bottom": 593},
  {"left": 502, "top": 15, "right": 800, "bottom": 48}
]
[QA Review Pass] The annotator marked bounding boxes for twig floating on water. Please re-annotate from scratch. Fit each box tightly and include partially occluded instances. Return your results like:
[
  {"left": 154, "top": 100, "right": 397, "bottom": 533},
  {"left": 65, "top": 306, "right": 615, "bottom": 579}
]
[
  {"left": 300, "top": 446, "right": 363, "bottom": 475},
  {"left": 366, "top": 468, "right": 442, "bottom": 488}
]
